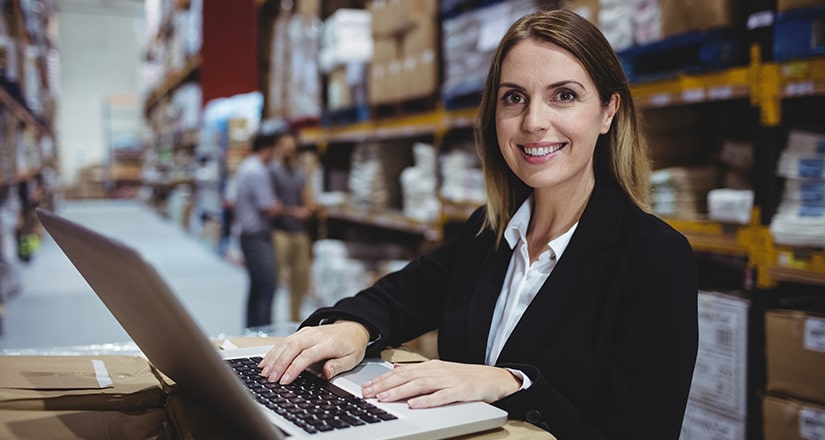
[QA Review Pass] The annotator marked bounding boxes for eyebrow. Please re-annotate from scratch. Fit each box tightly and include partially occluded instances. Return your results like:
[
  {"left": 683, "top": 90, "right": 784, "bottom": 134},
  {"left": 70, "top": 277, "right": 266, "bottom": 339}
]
[{"left": 498, "top": 80, "right": 586, "bottom": 91}]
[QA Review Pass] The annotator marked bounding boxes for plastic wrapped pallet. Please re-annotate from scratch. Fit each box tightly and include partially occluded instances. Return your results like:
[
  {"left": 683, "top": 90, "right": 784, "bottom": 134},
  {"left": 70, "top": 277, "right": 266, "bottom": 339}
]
[
  {"left": 441, "top": 0, "right": 537, "bottom": 106},
  {"left": 286, "top": 13, "right": 322, "bottom": 120}
]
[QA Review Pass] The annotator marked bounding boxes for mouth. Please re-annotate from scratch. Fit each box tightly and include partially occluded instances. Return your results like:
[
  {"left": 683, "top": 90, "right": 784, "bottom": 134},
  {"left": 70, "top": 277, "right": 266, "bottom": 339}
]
[{"left": 518, "top": 143, "right": 566, "bottom": 157}]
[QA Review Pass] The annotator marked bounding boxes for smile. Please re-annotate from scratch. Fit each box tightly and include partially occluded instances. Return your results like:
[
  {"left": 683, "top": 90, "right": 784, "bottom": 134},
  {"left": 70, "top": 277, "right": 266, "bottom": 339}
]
[{"left": 519, "top": 143, "right": 566, "bottom": 157}]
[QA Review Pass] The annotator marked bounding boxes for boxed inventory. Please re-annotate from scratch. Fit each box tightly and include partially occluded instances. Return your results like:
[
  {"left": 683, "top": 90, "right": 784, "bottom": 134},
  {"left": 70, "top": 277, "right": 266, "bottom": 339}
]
[
  {"left": 0, "top": 355, "right": 165, "bottom": 411},
  {"left": 0, "top": 409, "right": 171, "bottom": 439},
  {"left": 763, "top": 394, "right": 825, "bottom": 440},
  {"left": 765, "top": 309, "right": 825, "bottom": 404}
]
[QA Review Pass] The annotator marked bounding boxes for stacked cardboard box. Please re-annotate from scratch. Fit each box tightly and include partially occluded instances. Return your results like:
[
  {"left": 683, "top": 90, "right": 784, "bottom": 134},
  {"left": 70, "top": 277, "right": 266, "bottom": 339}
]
[
  {"left": 0, "top": 355, "right": 171, "bottom": 438},
  {"left": 763, "top": 309, "right": 825, "bottom": 439},
  {"left": 564, "top": 0, "right": 738, "bottom": 49},
  {"left": 368, "top": 0, "right": 439, "bottom": 105}
]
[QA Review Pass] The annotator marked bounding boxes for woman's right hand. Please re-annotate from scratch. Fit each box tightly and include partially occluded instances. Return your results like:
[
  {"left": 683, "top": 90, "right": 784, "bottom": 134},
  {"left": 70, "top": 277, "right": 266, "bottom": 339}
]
[{"left": 257, "top": 320, "right": 371, "bottom": 384}]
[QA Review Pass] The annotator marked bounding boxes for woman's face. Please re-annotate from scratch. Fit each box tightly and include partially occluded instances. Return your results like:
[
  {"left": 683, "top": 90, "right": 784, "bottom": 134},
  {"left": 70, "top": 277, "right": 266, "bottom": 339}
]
[{"left": 495, "top": 38, "right": 618, "bottom": 195}]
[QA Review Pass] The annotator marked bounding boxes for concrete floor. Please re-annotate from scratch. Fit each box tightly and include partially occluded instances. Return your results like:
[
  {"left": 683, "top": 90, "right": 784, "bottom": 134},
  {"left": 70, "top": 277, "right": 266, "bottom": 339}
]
[{"left": 0, "top": 199, "right": 299, "bottom": 354}]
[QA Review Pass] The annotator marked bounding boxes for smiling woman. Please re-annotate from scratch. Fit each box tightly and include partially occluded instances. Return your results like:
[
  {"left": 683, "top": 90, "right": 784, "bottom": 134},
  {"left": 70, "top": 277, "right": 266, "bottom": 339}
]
[{"left": 258, "top": 9, "right": 699, "bottom": 440}]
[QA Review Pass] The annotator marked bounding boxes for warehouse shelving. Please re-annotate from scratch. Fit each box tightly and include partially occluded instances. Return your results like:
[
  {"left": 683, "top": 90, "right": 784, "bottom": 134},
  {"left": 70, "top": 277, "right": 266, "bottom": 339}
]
[
  {"left": 143, "top": 52, "right": 202, "bottom": 114},
  {"left": 297, "top": 44, "right": 825, "bottom": 289}
]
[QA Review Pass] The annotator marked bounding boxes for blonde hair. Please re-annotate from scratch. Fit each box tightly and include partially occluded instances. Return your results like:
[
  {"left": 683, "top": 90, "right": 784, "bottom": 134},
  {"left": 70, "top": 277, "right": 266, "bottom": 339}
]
[{"left": 475, "top": 9, "right": 651, "bottom": 243}]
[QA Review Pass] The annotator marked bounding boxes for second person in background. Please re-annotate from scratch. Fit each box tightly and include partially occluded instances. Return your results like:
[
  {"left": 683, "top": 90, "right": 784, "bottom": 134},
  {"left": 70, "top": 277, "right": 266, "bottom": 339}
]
[{"left": 270, "top": 130, "right": 315, "bottom": 323}]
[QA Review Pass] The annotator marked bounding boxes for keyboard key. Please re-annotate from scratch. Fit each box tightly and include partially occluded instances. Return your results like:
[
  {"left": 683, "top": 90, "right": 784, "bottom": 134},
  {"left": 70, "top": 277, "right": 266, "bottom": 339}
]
[{"left": 225, "top": 357, "right": 396, "bottom": 434}]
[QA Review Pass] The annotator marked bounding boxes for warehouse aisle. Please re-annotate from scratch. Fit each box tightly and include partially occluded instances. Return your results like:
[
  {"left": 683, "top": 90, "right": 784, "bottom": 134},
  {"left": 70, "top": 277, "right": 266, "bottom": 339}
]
[{"left": 0, "top": 199, "right": 293, "bottom": 352}]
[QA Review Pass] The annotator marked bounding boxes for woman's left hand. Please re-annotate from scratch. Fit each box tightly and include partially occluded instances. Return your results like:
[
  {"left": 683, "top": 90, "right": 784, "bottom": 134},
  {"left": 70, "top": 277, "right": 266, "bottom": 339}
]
[{"left": 361, "top": 360, "right": 522, "bottom": 408}]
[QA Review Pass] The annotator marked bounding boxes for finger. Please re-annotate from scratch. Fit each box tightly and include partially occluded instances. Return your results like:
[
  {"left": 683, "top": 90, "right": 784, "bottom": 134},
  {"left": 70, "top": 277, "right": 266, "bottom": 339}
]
[
  {"left": 258, "top": 341, "right": 301, "bottom": 382},
  {"left": 408, "top": 388, "right": 463, "bottom": 409},
  {"left": 259, "top": 330, "right": 321, "bottom": 382},
  {"left": 372, "top": 373, "right": 443, "bottom": 403},
  {"left": 362, "top": 365, "right": 409, "bottom": 398}
]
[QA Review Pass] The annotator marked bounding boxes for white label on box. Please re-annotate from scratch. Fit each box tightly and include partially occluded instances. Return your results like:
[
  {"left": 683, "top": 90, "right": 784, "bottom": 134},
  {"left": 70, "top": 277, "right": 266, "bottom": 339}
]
[
  {"left": 680, "top": 400, "right": 746, "bottom": 440},
  {"left": 688, "top": 291, "right": 750, "bottom": 417},
  {"left": 800, "top": 408, "right": 825, "bottom": 440},
  {"left": 804, "top": 317, "right": 825, "bottom": 353}
]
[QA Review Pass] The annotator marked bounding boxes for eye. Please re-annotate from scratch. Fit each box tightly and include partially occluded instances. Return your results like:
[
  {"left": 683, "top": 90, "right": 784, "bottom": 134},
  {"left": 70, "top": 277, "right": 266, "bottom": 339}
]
[
  {"left": 555, "top": 89, "right": 577, "bottom": 102},
  {"left": 501, "top": 90, "right": 526, "bottom": 106}
]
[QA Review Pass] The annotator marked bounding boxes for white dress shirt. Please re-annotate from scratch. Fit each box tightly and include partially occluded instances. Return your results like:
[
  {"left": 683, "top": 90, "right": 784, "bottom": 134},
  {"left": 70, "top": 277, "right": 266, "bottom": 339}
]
[{"left": 485, "top": 196, "right": 578, "bottom": 388}]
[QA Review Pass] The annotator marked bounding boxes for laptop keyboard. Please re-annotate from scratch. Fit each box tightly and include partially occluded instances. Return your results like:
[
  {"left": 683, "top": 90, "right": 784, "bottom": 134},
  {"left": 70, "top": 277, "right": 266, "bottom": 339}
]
[{"left": 226, "top": 356, "right": 398, "bottom": 435}]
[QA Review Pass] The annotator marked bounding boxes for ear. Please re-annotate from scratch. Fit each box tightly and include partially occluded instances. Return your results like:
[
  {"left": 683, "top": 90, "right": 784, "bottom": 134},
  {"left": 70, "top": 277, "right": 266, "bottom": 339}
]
[{"left": 600, "top": 93, "right": 620, "bottom": 135}]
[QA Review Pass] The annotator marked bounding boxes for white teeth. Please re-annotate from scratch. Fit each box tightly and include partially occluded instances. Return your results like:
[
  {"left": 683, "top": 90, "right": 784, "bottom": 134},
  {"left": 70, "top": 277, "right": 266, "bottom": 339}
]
[{"left": 522, "top": 144, "right": 563, "bottom": 156}]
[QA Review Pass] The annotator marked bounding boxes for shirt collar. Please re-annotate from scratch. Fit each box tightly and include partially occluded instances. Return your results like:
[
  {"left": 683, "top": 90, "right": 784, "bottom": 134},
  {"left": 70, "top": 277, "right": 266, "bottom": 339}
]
[
  {"left": 503, "top": 195, "right": 579, "bottom": 261},
  {"left": 504, "top": 197, "right": 533, "bottom": 250}
]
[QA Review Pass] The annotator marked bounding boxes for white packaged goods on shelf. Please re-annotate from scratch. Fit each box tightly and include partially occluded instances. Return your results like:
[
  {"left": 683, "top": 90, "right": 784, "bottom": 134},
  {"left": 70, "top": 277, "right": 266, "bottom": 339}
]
[
  {"left": 786, "top": 130, "right": 825, "bottom": 155},
  {"left": 171, "top": 83, "right": 202, "bottom": 131},
  {"left": 650, "top": 166, "right": 718, "bottom": 219},
  {"left": 286, "top": 13, "right": 322, "bottom": 119},
  {"left": 598, "top": 0, "right": 634, "bottom": 50},
  {"left": 772, "top": 130, "right": 825, "bottom": 246},
  {"left": 400, "top": 143, "right": 440, "bottom": 222},
  {"left": 685, "top": 291, "right": 750, "bottom": 419},
  {"left": 348, "top": 143, "right": 389, "bottom": 211},
  {"left": 441, "top": 0, "right": 535, "bottom": 99},
  {"left": 633, "top": 0, "right": 663, "bottom": 46},
  {"left": 707, "top": 188, "right": 754, "bottom": 224},
  {"left": 311, "top": 240, "right": 371, "bottom": 307},
  {"left": 770, "top": 213, "right": 825, "bottom": 247},
  {"left": 777, "top": 153, "right": 825, "bottom": 179},
  {"left": 319, "top": 9, "right": 372, "bottom": 73},
  {"left": 439, "top": 149, "right": 486, "bottom": 204}
]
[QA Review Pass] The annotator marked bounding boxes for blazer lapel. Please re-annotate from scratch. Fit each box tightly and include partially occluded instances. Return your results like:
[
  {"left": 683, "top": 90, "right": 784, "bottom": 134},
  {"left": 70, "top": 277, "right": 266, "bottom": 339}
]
[
  {"left": 462, "top": 242, "right": 513, "bottom": 363},
  {"left": 495, "top": 184, "right": 624, "bottom": 363}
]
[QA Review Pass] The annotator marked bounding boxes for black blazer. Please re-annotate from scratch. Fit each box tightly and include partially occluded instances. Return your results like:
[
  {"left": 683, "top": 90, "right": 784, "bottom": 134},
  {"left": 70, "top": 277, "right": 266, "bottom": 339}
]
[{"left": 304, "top": 183, "right": 699, "bottom": 439}]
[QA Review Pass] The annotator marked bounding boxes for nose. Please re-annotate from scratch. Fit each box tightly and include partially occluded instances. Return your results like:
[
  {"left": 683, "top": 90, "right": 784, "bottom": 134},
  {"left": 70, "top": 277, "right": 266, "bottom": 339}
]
[{"left": 521, "top": 101, "right": 549, "bottom": 133}]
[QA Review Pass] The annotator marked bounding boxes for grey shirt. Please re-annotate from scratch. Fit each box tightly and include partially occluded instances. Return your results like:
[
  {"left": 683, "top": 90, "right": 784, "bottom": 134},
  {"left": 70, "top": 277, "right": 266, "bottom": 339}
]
[
  {"left": 270, "top": 161, "right": 308, "bottom": 232},
  {"left": 234, "top": 155, "right": 276, "bottom": 235}
]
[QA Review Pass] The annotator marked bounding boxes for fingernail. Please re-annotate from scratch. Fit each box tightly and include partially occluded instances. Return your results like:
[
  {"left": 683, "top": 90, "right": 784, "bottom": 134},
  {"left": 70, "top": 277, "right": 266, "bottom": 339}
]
[
  {"left": 260, "top": 367, "right": 270, "bottom": 376},
  {"left": 362, "top": 385, "right": 373, "bottom": 396},
  {"left": 279, "top": 373, "right": 290, "bottom": 384}
]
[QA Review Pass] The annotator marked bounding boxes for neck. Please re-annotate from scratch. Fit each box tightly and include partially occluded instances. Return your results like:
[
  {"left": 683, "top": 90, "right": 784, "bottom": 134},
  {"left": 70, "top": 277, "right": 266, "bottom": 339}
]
[{"left": 528, "top": 178, "right": 594, "bottom": 245}]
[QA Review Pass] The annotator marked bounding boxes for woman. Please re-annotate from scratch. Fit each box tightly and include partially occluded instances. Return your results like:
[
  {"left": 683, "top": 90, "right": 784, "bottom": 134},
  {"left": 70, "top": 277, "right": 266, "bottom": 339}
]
[{"left": 259, "top": 9, "right": 698, "bottom": 439}]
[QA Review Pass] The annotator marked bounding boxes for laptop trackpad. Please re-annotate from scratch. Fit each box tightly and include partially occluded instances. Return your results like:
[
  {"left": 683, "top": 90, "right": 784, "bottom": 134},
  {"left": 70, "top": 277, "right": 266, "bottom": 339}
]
[{"left": 336, "top": 361, "right": 392, "bottom": 387}]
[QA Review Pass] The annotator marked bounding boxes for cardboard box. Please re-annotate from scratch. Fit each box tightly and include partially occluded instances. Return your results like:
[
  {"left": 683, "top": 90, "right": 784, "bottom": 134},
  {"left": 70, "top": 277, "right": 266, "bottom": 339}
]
[
  {"left": 778, "top": 0, "right": 825, "bottom": 13},
  {"left": 766, "top": 309, "right": 825, "bottom": 404},
  {"left": 563, "top": 0, "right": 600, "bottom": 25},
  {"left": 0, "top": 355, "right": 165, "bottom": 411},
  {"left": 763, "top": 394, "right": 825, "bottom": 440},
  {"left": 660, "top": 0, "right": 738, "bottom": 38},
  {"left": 0, "top": 409, "right": 172, "bottom": 440}
]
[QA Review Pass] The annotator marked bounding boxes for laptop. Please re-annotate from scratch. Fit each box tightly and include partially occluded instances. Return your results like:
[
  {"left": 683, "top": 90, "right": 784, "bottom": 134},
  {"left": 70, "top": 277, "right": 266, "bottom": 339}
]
[{"left": 36, "top": 208, "right": 508, "bottom": 439}]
